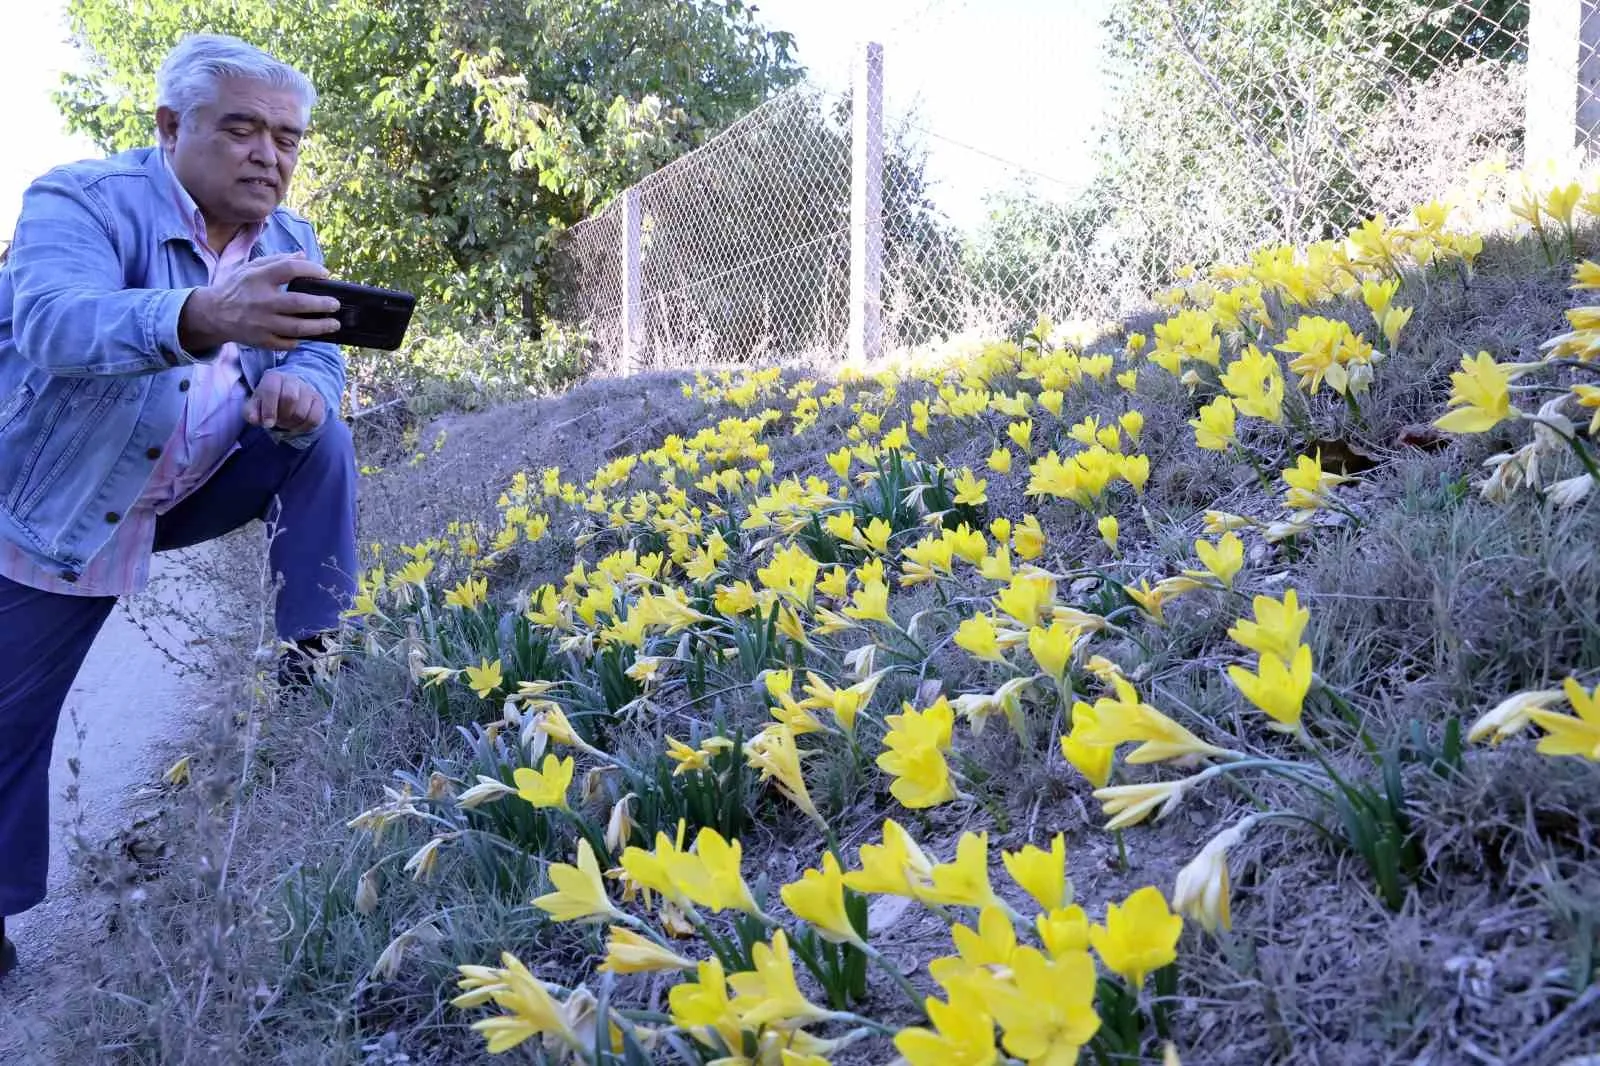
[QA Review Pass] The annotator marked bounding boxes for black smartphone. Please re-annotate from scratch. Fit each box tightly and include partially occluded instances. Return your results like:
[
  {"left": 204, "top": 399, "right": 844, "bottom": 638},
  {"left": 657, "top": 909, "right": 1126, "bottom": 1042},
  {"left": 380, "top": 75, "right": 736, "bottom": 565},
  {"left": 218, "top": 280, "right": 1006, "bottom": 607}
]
[{"left": 287, "top": 278, "right": 417, "bottom": 350}]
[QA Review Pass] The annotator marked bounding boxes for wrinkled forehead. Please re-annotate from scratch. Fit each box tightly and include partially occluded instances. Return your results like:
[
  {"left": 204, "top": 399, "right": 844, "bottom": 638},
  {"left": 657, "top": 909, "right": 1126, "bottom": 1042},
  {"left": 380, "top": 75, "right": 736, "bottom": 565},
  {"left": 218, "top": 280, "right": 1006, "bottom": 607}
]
[{"left": 191, "top": 76, "right": 309, "bottom": 130}]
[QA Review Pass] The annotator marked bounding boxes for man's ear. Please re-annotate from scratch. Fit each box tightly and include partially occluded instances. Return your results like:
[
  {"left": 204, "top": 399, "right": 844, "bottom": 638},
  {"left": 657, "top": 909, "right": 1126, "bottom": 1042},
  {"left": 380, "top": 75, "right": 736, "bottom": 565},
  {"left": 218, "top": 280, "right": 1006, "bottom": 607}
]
[{"left": 155, "top": 106, "right": 183, "bottom": 151}]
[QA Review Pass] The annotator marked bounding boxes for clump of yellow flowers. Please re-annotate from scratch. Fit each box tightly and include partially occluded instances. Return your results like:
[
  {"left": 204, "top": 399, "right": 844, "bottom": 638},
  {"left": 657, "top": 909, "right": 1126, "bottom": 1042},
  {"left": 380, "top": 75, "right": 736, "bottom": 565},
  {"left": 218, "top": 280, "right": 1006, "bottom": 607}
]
[{"left": 329, "top": 164, "right": 1600, "bottom": 1064}]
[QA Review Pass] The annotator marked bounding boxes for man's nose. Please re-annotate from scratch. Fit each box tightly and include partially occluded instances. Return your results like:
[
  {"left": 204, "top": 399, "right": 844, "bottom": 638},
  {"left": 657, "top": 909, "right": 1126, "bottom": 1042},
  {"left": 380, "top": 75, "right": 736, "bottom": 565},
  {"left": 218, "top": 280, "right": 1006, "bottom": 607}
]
[{"left": 249, "top": 134, "right": 278, "bottom": 168}]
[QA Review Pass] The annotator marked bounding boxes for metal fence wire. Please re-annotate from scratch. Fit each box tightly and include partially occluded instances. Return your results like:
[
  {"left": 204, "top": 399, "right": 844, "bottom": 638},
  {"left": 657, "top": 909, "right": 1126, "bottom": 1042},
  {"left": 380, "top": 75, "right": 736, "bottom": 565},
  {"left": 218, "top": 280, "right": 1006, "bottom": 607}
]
[{"left": 550, "top": 0, "right": 1597, "bottom": 370}]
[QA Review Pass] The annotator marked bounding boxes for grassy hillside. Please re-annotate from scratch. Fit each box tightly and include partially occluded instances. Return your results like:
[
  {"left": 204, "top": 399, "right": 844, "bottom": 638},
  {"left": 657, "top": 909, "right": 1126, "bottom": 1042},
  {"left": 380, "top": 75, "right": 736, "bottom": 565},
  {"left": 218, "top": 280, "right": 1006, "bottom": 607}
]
[{"left": 40, "top": 165, "right": 1600, "bottom": 1065}]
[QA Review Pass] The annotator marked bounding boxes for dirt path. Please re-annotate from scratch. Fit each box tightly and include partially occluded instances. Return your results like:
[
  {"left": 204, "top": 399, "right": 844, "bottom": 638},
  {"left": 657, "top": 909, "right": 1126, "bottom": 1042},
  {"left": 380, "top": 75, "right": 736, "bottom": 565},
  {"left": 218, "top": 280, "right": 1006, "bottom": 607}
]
[{"left": 0, "top": 551, "right": 231, "bottom": 1056}]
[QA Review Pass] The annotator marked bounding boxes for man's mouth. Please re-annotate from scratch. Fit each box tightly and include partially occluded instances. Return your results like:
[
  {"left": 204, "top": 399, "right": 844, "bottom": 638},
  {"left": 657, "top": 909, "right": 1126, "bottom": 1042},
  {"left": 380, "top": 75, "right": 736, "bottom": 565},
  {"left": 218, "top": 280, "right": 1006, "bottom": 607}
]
[{"left": 241, "top": 177, "right": 277, "bottom": 189}]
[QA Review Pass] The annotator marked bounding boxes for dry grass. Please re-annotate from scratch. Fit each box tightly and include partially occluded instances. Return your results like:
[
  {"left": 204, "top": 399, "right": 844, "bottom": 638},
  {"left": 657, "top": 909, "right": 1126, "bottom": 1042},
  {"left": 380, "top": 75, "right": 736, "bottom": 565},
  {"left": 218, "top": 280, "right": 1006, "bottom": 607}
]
[{"left": 22, "top": 233, "right": 1600, "bottom": 1065}]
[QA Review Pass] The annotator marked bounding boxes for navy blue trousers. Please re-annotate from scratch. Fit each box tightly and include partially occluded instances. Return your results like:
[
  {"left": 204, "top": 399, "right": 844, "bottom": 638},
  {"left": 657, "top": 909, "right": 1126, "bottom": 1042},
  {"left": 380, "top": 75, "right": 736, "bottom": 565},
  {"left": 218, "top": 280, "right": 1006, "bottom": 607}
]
[{"left": 0, "top": 421, "right": 356, "bottom": 917}]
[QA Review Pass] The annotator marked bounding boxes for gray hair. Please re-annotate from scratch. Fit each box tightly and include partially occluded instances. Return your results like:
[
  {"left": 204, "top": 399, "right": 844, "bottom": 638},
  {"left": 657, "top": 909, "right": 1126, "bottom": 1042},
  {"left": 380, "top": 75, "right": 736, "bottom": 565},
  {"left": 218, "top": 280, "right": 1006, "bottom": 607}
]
[{"left": 156, "top": 34, "right": 316, "bottom": 124}]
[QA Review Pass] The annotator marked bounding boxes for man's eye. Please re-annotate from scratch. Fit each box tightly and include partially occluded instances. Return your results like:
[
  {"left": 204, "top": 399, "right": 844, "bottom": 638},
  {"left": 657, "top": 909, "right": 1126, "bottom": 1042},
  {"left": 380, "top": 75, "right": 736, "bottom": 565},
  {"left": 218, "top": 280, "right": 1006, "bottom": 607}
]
[
  {"left": 277, "top": 138, "right": 299, "bottom": 151},
  {"left": 228, "top": 128, "right": 252, "bottom": 138}
]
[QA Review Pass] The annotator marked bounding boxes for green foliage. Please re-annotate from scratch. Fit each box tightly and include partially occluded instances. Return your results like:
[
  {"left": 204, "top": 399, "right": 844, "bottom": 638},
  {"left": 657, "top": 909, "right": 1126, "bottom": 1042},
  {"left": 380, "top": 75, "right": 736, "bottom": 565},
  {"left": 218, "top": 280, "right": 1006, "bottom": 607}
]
[
  {"left": 59, "top": 0, "right": 799, "bottom": 332},
  {"left": 958, "top": 0, "right": 1529, "bottom": 330},
  {"left": 620, "top": 722, "right": 757, "bottom": 844},
  {"left": 354, "top": 320, "right": 592, "bottom": 416}
]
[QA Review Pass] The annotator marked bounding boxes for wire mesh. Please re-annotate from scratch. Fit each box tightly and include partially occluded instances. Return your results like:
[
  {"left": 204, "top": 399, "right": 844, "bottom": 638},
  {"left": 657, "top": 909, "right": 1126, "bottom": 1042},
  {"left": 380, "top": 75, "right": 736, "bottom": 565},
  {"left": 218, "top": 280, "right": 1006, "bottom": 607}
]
[{"left": 551, "top": 0, "right": 1593, "bottom": 370}]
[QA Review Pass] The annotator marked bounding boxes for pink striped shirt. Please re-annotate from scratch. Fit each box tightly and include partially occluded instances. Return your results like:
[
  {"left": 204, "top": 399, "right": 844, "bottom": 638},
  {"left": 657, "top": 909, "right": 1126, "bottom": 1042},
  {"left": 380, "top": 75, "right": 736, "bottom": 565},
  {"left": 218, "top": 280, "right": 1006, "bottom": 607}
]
[{"left": 0, "top": 151, "right": 260, "bottom": 597}]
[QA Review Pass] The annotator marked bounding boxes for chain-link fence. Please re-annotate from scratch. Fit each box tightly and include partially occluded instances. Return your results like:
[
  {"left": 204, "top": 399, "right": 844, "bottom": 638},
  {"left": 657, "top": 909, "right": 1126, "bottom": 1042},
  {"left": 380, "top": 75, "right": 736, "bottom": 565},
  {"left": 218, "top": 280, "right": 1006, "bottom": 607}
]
[{"left": 551, "top": 0, "right": 1597, "bottom": 371}]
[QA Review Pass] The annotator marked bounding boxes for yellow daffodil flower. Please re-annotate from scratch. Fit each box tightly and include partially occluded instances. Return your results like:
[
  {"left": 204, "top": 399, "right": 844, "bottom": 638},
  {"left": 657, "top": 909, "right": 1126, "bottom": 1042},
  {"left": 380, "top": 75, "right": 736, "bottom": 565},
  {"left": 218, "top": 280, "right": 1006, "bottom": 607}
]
[
  {"left": 533, "top": 839, "right": 625, "bottom": 922},
  {"left": 1089, "top": 886, "right": 1184, "bottom": 987},
  {"left": 956, "top": 613, "right": 1014, "bottom": 664},
  {"left": 745, "top": 725, "right": 825, "bottom": 825},
  {"left": 780, "top": 852, "right": 865, "bottom": 948},
  {"left": 599, "top": 926, "right": 697, "bottom": 974},
  {"left": 1061, "top": 701, "right": 1115, "bottom": 788},
  {"left": 1173, "top": 818, "right": 1254, "bottom": 934},
  {"left": 1219, "top": 344, "right": 1284, "bottom": 423},
  {"left": 1524, "top": 676, "right": 1600, "bottom": 759},
  {"left": 1098, "top": 514, "right": 1120, "bottom": 553},
  {"left": 922, "top": 831, "right": 1003, "bottom": 909},
  {"left": 1281, "top": 452, "right": 1352, "bottom": 513},
  {"left": 1013, "top": 514, "right": 1047, "bottom": 560},
  {"left": 1092, "top": 778, "right": 1191, "bottom": 831},
  {"left": 845, "top": 818, "right": 935, "bottom": 898},
  {"left": 454, "top": 952, "right": 583, "bottom": 1054},
  {"left": 878, "top": 699, "right": 960, "bottom": 809},
  {"left": 444, "top": 575, "right": 488, "bottom": 610},
  {"left": 1434, "top": 351, "right": 1518, "bottom": 434},
  {"left": 463, "top": 657, "right": 504, "bottom": 698},
  {"left": 1227, "top": 643, "right": 1314, "bottom": 732},
  {"left": 1190, "top": 395, "right": 1237, "bottom": 451},
  {"left": 1189, "top": 532, "right": 1244, "bottom": 588},
  {"left": 1002, "top": 833, "right": 1070, "bottom": 911},
  {"left": 1228, "top": 589, "right": 1310, "bottom": 662},
  {"left": 996, "top": 572, "right": 1056, "bottom": 629},
  {"left": 892, "top": 991, "right": 998, "bottom": 1066},
  {"left": 513, "top": 754, "right": 573, "bottom": 810},
  {"left": 1027, "top": 619, "right": 1080, "bottom": 684},
  {"left": 668, "top": 958, "right": 742, "bottom": 1052},
  {"left": 954, "top": 467, "right": 989, "bottom": 506},
  {"left": 686, "top": 827, "right": 762, "bottom": 915},
  {"left": 843, "top": 578, "right": 894, "bottom": 626},
  {"left": 728, "top": 929, "right": 831, "bottom": 1028},
  {"left": 864, "top": 516, "right": 893, "bottom": 553},
  {"left": 1076, "top": 676, "right": 1233, "bottom": 763},
  {"left": 1036, "top": 904, "right": 1091, "bottom": 958},
  {"left": 1008, "top": 418, "right": 1033, "bottom": 454},
  {"left": 975, "top": 945, "right": 1101, "bottom": 1064}
]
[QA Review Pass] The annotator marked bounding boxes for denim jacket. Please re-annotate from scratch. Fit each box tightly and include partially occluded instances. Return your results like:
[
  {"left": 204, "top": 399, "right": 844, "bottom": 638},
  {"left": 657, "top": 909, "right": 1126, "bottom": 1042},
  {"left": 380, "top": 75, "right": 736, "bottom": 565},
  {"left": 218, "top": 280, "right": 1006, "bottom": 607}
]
[{"left": 0, "top": 146, "right": 344, "bottom": 583}]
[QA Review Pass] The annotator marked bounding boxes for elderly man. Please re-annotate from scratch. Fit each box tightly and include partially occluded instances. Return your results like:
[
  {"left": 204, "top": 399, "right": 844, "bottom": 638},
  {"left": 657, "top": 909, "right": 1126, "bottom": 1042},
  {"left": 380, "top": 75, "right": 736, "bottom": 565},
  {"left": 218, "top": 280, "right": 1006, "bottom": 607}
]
[{"left": 0, "top": 34, "right": 357, "bottom": 978}]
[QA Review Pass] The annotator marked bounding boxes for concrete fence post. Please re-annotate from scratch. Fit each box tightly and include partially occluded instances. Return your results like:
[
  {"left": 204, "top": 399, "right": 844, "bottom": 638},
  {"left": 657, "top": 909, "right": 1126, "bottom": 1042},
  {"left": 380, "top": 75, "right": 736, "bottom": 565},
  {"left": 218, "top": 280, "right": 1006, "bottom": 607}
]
[
  {"left": 1527, "top": 0, "right": 1600, "bottom": 161},
  {"left": 621, "top": 186, "right": 643, "bottom": 371},
  {"left": 849, "top": 41, "right": 884, "bottom": 362}
]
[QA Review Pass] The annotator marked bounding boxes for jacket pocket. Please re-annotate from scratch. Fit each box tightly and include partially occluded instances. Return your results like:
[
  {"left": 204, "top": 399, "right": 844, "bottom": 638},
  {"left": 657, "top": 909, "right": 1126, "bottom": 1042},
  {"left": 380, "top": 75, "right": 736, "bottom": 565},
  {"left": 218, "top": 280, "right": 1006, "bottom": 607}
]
[
  {"left": 0, "top": 384, "right": 34, "bottom": 438},
  {"left": 9, "top": 382, "right": 120, "bottom": 517}
]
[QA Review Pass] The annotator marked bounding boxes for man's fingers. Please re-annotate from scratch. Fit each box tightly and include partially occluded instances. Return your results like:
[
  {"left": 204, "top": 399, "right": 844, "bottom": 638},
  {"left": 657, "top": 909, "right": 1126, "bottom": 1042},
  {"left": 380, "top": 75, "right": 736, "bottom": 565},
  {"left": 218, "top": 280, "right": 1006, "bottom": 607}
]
[
  {"left": 253, "top": 372, "right": 284, "bottom": 429},
  {"left": 282, "top": 382, "right": 315, "bottom": 428},
  {"left": 265, "top": 314, "right": 342, "bottom": 340},
  {"left": 274, "top": 291, "right": 342, "bottom": 316},
  {"left": 252, "top": 256, "right": 331, "bottom": 285}
]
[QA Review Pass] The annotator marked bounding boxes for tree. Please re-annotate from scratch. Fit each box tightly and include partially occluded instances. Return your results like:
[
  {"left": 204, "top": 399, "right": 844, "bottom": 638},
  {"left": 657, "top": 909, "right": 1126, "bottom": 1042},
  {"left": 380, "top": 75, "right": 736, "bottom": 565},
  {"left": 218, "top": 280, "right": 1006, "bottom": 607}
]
[{"left": 58, "top": 0, "right": 800, "bottom": 333}]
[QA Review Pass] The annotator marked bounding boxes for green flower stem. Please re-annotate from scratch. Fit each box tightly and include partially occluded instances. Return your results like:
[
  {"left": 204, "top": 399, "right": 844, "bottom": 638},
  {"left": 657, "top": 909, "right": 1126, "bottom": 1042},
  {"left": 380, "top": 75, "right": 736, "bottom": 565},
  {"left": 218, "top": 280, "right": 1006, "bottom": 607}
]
[
  {"left": 1230, "top": 443, "right": 1275, "bottom": 494},
  {"left": 1186, "top": 756, "right": 1338, "bottom": 806},
  {"left": 822, "top": 1011, "right": 900, "bottom": 1037},
  {"left": 1540, "top": 358, "right": 1600, "bottom": 376},
  {"left": 1294, "top": 732, "right": 1359, "bottom": 801},
  {"left": 861, "top": 944, "right": 927, "bottom": 1011},
  {"left": 1311, "top": 675, "right": 1371, "bottom": 747},
  {"left": 1253, "top": 808, "right": 1340, "bottom": 846}
]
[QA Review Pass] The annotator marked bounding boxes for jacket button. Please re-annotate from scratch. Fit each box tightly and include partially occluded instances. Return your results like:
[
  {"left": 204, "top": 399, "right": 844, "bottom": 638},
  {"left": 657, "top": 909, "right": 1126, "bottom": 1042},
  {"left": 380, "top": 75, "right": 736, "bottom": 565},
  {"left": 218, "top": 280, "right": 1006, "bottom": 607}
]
[
  {"left": 147, "top": 446, "right": 163, "bottom": 460},
  {"left": 105, "top": 511, "right": 121, "bottom": 524},
  {"left": 178, "top": 379, "right": 191, "bottom": 392}
]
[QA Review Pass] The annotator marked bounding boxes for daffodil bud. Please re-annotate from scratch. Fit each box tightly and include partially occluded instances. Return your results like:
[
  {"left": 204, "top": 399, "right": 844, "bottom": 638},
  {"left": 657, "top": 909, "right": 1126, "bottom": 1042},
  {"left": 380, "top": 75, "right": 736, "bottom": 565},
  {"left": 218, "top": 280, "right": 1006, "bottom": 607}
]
[{"left": 355, "top": 864, "right": 382, "bottom": 915}]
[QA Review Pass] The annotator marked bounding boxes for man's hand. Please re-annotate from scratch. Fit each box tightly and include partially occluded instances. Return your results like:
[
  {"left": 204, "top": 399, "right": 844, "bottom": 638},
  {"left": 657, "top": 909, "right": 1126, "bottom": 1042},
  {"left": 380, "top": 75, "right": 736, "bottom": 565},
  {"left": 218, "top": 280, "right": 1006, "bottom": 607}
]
[
  {"left": 245, "top": 369, "right": 326, "bottom": 433},
  {"left": 179, "top": 252, "right": 342, "bottom": 352}
]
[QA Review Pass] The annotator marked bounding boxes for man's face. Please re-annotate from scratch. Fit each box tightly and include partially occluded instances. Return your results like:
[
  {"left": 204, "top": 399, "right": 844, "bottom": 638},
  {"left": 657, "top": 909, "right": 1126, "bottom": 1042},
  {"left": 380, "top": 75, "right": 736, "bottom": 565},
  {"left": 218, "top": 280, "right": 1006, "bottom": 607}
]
[{"left": 156, "top": 76, "right": 305, "bottom": 230}]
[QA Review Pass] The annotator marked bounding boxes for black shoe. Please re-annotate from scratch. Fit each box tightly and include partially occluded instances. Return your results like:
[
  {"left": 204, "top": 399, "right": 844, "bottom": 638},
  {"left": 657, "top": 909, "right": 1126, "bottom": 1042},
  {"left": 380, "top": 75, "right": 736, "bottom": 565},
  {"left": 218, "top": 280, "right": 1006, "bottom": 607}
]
[
  {"left": 276, "top": 632, "right": 343, "bottom": 690},
  {"left": 1, "top": 936, "right": 17, "bottom": 980}
]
